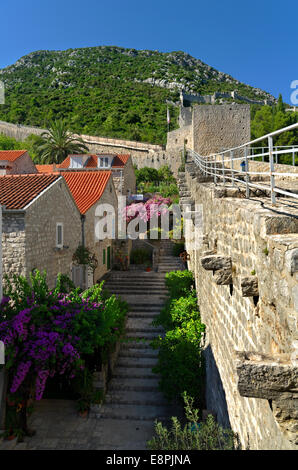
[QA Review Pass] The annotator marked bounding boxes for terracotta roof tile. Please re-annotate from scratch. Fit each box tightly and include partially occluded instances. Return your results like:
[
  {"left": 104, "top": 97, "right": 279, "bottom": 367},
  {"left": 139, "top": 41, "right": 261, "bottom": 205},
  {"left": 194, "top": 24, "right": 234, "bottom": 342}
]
[
  {"left": 0, "top": 150, "right": 28, "bottom": 162},
  {"left": 36, "top": 164, "right": 61, "bottom": 173},
  {"left": 62, "top": 171, "right": 112, "bottom": 214},
  {"left": 111, "top": 154, "right": 130, "bottom": 167},
  {"left": 0, "top": 174, "right": 61, "bottom": 210}
]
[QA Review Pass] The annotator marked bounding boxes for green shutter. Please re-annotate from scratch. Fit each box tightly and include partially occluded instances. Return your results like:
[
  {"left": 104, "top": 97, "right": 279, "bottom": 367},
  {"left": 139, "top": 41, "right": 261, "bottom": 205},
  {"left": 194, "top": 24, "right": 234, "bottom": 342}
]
[{"left": 103, "top": 248, "right": 106, "bottom": 265}]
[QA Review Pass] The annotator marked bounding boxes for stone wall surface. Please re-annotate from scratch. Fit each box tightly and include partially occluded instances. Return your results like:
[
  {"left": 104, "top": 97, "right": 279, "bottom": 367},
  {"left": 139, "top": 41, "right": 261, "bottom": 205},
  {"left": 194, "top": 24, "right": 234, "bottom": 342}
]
[
  {"left": 183, "top": 167, "right": 298, "bottom": 450},
  {"left": 2, "top": 213, "right": 26, "bottom": 281},
  {"left": 5, "top": 152, "right": 37, "bottom": 175},
  {"left": 192, "top": 104, "right": 250, "bottom": 155},
  {"left": 166, "top": 125, "right": 193, "bottom": 151},
  {"left": 84, "top": 177, "right": 118, "bottom": 282}
]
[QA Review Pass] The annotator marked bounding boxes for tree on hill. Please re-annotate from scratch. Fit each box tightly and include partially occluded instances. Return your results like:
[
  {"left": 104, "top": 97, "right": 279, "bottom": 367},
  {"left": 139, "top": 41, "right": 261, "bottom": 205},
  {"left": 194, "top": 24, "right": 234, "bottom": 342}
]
[{"left": 37, "top": 120, "right": 88, "bottom": 163}]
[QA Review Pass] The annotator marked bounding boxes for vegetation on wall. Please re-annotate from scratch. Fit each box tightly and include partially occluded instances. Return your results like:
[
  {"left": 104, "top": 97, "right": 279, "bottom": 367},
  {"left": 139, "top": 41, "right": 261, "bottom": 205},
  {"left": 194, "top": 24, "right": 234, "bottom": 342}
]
[{"left": 0, "top": 46, "right": 276, "bottom": 145}]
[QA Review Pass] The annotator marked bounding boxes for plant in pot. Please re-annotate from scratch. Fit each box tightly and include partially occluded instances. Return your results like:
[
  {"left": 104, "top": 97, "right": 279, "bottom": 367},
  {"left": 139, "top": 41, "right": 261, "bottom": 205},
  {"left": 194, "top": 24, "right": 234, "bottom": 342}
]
[
  {"left": 145, "top": 263, "right": 152, "bottom": 272},
  {"left": 76, "top": 397, "right": 90, "bottom": 418}
]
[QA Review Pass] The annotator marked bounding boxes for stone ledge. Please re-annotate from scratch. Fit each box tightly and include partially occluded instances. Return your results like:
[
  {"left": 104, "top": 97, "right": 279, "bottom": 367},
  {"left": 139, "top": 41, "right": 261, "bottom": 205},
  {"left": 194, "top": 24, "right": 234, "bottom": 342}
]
[
  {"left": 235, "top": 351, "right": 298, "bottom": 447},
  {"left": 201, "top": 255, "right": 231, "bottom": 271},
  {"left": 214, "top": 268, "right": 233, "bottom": 285},
  {"left": 241, "top": 276, "right": 259, "bottom": 297},
  {"left": 235, "top": 351, "right": 298, "bottom": 400}
]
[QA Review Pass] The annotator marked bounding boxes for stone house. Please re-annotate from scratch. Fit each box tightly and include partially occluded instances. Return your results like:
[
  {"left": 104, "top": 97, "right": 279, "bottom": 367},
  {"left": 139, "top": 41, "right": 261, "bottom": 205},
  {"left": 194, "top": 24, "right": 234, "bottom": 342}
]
[
  {"left": 41, "top": 153, "right": 137, "bottom": 197},
  {"left": 61, "top": 170, "right": 119, "bottom": 283},
  {"left": 0, "top": 150, "right": 37, "bottom": 175},
  {"left": 0, "top": 173, "right": 81, "bottom": 289}
]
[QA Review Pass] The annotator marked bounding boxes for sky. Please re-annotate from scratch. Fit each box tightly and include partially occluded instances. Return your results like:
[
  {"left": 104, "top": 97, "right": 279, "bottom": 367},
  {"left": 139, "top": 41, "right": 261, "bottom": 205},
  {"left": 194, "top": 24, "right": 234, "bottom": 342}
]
[{"left": 0, "top": 0, "right": 297, "bottom": 103}]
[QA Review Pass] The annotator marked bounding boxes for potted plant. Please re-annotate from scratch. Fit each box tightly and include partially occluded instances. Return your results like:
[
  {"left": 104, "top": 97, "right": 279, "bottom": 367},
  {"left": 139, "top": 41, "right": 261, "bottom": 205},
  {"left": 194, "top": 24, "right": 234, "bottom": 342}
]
[{"left": 76, "top": 398, "right": 90, "bottom": 418}]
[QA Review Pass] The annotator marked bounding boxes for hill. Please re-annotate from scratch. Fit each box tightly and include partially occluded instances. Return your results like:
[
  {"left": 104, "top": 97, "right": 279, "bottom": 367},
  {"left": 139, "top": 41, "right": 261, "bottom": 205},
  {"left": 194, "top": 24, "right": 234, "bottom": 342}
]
[{"left": 0, "top": 46, "right": 277, "bottom": 144}]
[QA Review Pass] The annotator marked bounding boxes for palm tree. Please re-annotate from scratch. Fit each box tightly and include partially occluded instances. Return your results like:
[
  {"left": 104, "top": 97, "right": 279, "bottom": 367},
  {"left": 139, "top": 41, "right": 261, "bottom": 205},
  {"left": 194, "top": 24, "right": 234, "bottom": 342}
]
[{"left": 37, "top": 120, "right": 89, "bottom": 163}]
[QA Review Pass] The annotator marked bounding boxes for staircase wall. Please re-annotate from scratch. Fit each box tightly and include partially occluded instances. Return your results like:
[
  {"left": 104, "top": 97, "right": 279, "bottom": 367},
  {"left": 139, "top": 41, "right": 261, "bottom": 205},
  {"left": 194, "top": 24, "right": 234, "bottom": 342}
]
[{"left": 182, "top": 167, "right": 298, "bottom": 450}]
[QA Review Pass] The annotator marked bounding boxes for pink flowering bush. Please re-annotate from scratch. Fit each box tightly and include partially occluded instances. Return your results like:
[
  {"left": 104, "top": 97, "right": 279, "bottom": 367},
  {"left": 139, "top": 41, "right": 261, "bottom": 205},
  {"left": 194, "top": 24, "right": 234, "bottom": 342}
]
[
  {"left": 0, "top": 270, "right": 128, "bottom": 439},
  {"left": 123, "top": 195, "right": 172, "bottom": 223}
]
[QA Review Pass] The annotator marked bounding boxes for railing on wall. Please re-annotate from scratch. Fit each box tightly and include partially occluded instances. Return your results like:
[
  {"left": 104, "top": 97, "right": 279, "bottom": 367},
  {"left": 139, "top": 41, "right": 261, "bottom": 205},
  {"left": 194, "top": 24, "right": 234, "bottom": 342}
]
[{"left": 187, "top": 122, "right": 298, "bottom": 204}]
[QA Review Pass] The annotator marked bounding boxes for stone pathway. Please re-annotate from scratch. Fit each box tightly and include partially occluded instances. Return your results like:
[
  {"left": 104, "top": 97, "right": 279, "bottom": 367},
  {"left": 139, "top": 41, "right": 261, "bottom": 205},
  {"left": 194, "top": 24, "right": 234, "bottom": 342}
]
[{"left": 0, "top": 243, "right": 184, "bottom": 450}]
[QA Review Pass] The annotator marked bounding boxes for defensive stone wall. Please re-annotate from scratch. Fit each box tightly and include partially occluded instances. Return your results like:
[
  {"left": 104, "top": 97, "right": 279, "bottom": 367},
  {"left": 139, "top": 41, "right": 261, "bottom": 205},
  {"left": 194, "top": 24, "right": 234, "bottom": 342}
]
[
  {"left": 192, "top": 104, "right": 250, "bottom": 155},
  {"left": 0, "top": 120, "right": 163, "bottom": 163},
  {"left": 182, "top": 165, "right": 298, "bottom": 450}
]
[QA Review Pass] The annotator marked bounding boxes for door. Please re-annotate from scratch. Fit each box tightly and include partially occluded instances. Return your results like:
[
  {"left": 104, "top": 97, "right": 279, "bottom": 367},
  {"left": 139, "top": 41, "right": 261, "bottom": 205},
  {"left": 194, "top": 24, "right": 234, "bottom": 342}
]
[{"left": 107, "top": 246, "right": 111, "bottom": 270}]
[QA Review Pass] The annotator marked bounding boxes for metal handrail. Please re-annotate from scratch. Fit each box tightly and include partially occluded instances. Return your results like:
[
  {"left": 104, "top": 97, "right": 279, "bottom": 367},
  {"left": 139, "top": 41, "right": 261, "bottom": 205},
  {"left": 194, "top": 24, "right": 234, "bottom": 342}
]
[{"left": 186, "top": 122, "right": 298, "bottom": 204}]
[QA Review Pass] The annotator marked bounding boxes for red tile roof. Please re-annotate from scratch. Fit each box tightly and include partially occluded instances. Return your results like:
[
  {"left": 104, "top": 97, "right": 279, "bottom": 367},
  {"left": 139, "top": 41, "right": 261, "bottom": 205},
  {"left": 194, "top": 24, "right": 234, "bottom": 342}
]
[
  {"left": 0, "top": 174, "right": 60, "bottom": 210},
  {"left": 59, "top": 154, "right": 130, "bottom": 169},
  {"left": 112, "top": 154, "right": 130, "bottom": 167},
  {"left": 62, "top": 171, "right": 112, "bottom": 214},
  {"left": 0, "top": 150, "right": 28, "bottom": 162},
  {"left": 36, "top": 164, "right": 60, "bottom": 173}
]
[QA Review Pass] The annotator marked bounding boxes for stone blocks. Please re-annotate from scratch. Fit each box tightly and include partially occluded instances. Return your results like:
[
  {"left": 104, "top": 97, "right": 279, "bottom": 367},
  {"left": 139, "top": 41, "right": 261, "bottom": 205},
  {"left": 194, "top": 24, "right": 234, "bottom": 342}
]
[{"left": 241, "top": 276, "right": 259, "bottom": 297}]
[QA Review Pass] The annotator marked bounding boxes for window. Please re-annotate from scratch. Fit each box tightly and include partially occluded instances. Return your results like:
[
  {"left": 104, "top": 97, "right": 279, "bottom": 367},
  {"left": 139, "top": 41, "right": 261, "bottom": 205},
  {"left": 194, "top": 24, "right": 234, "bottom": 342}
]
[
  {"left": 98, "top": 156, "right": 111, "bottom": 168},
  {"left": 56, "top": 223, "right": 63, "bottom": 248}
]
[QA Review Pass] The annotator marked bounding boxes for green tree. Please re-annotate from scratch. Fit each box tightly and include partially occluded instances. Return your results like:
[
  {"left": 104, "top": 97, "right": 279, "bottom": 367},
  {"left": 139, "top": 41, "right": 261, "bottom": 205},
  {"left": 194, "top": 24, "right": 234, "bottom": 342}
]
[
  {"left": 135, "top": 167, "right": 160, "bottom": 185},
  {"left": 276, "top": 93, "right": 285, "bottom": 113},
  {"left": 37, "top": 120, "right": 88, "bottom": 163}
]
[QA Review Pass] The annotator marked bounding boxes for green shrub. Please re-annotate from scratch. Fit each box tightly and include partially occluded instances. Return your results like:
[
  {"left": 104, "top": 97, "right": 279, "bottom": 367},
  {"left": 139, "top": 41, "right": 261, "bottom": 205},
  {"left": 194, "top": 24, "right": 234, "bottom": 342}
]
[
  {"left": 154, "top": 292, "right": 198, "bottom": 331},
  {"left": 152, "top": 319, "right": 205, "bottom": 403},
  {"left": 151, "top": 270, "right": 205, "bottom": 405},
  {"left": 130, "top": 248, "right": 152, "bottom": 264},
  {"left": 158, "top": 183, "right": 179, "bottom": 198},
  {"left": 135, "top": 167, "right": 159, "bottom": 185},
  {"left": 147, "top": 394, "right": 239, "bottom": 450},
  {"left": 165, "top": 270, "right": 194, "bottom": 298}
]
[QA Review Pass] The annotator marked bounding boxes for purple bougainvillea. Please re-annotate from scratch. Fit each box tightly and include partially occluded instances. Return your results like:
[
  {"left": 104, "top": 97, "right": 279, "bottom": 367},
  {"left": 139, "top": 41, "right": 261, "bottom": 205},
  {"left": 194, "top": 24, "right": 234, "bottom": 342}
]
[{"left": 0, "top": 284, "right": 120, "bottom": 401}]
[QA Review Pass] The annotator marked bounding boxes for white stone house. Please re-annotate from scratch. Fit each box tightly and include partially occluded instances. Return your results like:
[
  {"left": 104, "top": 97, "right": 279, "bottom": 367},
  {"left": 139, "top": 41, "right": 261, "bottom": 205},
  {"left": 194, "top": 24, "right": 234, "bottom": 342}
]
[
  {"left": 0, "top": 173, "right": 81, "bottom": 289},
  {"left": 61, "top": 170, "right": 119, "bottom": 283},
  {"left": 0, "top": 150, "right": 37, "bottom": 175}
]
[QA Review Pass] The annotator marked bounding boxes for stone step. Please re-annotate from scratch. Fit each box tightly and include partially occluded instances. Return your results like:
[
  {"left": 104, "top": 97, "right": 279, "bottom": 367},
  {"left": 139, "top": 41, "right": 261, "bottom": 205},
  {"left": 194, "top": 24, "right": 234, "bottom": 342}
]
[
  {"left": 113, "top": 367, "right": 156, "bottom": 379},
  {"left": 117, "top": 356, "right": 157, "bottom": 368},
  {"left": 126, "top": 326, "right": 163, "bottom": 334},
  {"left": 107, "top": 286, "right": 168, "bottom": 293},
  {"left": 128, "top": 311, "right": 160, "bottom": 319},
  {"left": 125, "top": 331, "right": 162, "bottom": 341},
  {"left": 119, "top": 348, "right": 159, "bottom": 359},
  {"left": 98, "top": 404, "right": 171, "bottom": 421},
  {"left": 104, "top": 390, "right": 167, "bottom": 406},
  {"left": 105, "top": 280, "right": 166, "bottom": 286},
  {"left": 121, "top": 341, "right": 154, "bottom": 350},
  {"left": 109, "top": 377, "right": 160, "bottom": 392},
  {"left": 128, "top": 303, "right": 165, "bottom": 310},
  {"left": 126, "top": 318, "right": 162, "bottom": 332}
]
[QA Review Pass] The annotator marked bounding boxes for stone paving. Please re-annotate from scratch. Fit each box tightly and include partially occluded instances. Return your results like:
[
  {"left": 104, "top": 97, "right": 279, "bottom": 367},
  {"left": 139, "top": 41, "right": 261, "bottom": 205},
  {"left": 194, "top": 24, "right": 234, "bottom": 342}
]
[{"left": 0, "top": 243, "right": 184, "bottom": 450}]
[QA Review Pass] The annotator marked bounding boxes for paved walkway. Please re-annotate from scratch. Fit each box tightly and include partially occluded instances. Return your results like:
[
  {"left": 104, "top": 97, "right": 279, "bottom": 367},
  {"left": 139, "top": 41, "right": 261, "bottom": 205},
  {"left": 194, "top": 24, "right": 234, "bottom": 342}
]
[{"left": 0, "top": 244, "right": 184, "bottom": 450}]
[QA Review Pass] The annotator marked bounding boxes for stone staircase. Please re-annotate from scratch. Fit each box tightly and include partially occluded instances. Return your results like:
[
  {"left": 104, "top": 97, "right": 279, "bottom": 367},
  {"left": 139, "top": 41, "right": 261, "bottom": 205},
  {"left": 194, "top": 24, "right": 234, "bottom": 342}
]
[
  {"left": 157, "top": 240, "right": 185, "bottom": 273},
  {"left": 177, "top": 170, "right": 195, "bottom": 211},
  {"left": 92, "top": 254, "right": 185, "bottom": 447}
]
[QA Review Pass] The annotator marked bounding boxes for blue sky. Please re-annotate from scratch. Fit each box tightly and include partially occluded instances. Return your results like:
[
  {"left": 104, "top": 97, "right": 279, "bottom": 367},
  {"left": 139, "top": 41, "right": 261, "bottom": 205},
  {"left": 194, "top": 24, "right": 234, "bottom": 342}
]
[{"left": 0, "top": 0, "right": 297, "bottom": 103}]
